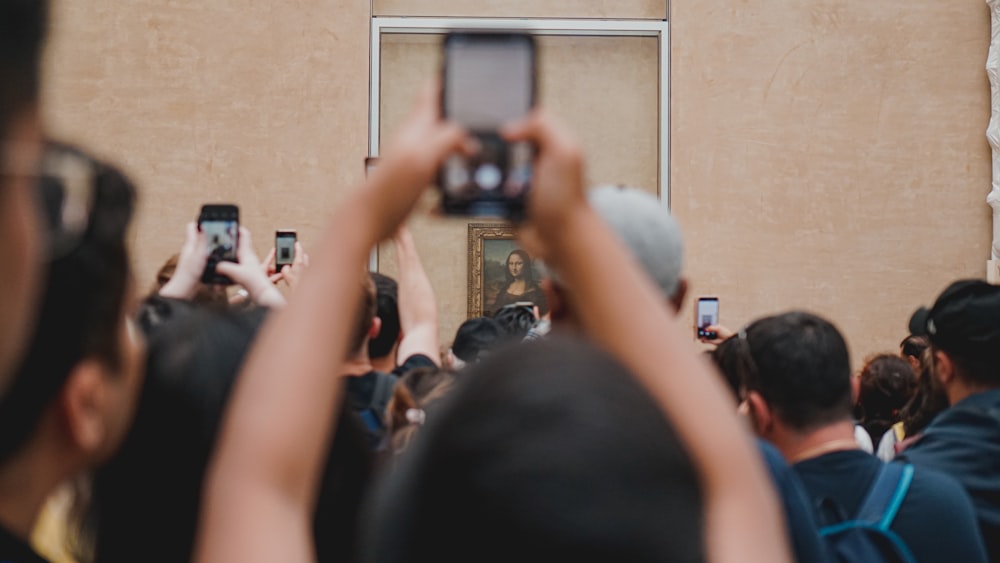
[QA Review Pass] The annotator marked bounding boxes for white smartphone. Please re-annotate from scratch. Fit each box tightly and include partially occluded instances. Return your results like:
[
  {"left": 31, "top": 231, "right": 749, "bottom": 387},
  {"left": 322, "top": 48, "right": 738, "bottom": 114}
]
[{"left": 696, "top": 297, "right": 720, "bottom": 338}]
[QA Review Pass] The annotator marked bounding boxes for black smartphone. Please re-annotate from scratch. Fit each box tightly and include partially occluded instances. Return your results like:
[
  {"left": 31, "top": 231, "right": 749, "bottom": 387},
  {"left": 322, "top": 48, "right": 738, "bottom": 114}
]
[
  {"left": 275, "top": 229, "right": 297, "bottom": 271},
  {"left": 696, "top": 297, "right": 720, "bottom": 339},
  {"left": 198, "top": 204, "right": 239, "bottom": 285},
  {"left": 439, "top": 32, "right": 536, "bottom": 219}
]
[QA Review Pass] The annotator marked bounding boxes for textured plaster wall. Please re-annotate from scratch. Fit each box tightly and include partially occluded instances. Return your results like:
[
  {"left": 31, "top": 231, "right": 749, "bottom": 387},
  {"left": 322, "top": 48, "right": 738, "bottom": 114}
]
[
  {"left": 43, "top": 0, "right": 370, "bottom": 297},
  {"left": 43, "top": 0, "right": 992, "bottom": 364},
  {"left": 671, "top": 0, "right": 992, "bottom": 363}
]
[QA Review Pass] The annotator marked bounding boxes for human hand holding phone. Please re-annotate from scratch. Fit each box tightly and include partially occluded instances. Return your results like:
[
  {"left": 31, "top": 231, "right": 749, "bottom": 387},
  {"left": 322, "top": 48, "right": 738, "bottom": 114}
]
[
  {"left": 500, "top": 109, "right": 587, "bottom": 260},
  {"left": 699, "top": 324, "right": 735, "bottom": 346},
  {"left": 215, "top": 227, "right": 286, "bottom": 308},
  {"left": 439, "top": 32, "right": 536, "bottom": 219},
  {"left": 159, "top": 222, "right": 210, "bottom": 300},
  {"left": 279, "top": 242, "right": 309, "bottom": 292}
]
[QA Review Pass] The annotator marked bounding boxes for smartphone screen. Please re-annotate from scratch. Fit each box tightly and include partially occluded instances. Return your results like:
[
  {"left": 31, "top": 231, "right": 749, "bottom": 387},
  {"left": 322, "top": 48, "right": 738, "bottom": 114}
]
[
  {"left": 275, "top": 230, "right": 296, "bottom": 269},
  {"left": 440, "top": 32, "right": 536, "bottom": 218},
  {"left": 696, "top": 298, "right": 720, "bottom": 338},
  {"left": 198, "top": 204, "right": 239, "bottom": 285}
]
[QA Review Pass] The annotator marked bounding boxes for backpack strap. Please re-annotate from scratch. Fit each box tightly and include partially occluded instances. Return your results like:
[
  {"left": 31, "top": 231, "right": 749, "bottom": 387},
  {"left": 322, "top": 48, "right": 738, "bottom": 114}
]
[{"left": 855, "top": 463, "right": 914, "bottom": 530}]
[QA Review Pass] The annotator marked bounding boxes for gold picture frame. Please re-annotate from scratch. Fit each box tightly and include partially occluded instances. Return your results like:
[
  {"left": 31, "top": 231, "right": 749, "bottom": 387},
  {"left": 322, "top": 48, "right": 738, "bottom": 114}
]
[{"left": 467, "top": 222, "right": 548, "bottom": 318}]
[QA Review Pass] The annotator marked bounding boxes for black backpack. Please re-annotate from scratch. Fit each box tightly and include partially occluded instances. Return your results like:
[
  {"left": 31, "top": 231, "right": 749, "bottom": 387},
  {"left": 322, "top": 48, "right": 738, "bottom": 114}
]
[{"left": 816, "top": 463, "right": 917, "bottom": 563}]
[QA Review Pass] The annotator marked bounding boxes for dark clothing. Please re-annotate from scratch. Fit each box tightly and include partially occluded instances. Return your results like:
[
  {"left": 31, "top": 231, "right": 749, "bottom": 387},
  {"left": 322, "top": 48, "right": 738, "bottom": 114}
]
[
  {"left": 757, "top": 441, "right": 831, "bottom": 563},
  {"left": 0, "top": 524, "right": 48, "bottom": 563},
  {"left": 898, "top": 389, "right": 1000, "bottom": 561},
  {"left": 345, "top": 370, "right": 398, "bottom": 451},
  {"left": 795, "top": 450, "right": 987, "bottom": 563},
  {"left": 488, "top": 283, "right": 547, "bottom": 317},
  {"left": 390, "top": 354, "right": 436, "bottom": 378}
]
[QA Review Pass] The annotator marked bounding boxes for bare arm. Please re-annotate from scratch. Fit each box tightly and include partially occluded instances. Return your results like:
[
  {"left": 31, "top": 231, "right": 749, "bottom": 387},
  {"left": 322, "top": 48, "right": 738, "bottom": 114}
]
[
  {"left": 194, "top": 84, "right": 466, "bottom": 563},
  {"left": 507, "top": 113, "right": 792, "bottom": 563},
  {"left": 393, "top": 227, "right": 440, "bottom": 365}
]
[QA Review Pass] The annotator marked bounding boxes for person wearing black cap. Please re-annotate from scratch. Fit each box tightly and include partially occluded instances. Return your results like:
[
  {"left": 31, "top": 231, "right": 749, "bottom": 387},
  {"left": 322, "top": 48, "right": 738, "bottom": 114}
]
[{"left": 899, "top": 279, "right": 1000, "bottom": 561}]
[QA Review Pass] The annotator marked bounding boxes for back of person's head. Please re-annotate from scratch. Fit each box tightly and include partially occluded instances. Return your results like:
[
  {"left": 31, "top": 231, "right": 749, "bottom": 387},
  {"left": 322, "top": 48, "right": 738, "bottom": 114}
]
[
  {"left": 366, "top": 337, "right": 703, "bottom": 562},
  {"left": 741, "top": 311, "right": 853, "bottom": 431},
  {"left": 450, "top": 317, "right": 503, "bottom": 365},
  {"left": 854, "top": 354, "right": 917, "bottom": 446},
  {"left": 899, "top": 348, "right": 949, "bottom": 436},
  {"left": 0, "top": 0, "right": 47, "bottom": 134},
  {"left": 350, "top": 274, "right": 379, "bottom": 356},
  {"left": 151, "top": 254, "right": 228, "bottom": 308},
  {"left": 710, "top": 336, "right": 751, "bottom": 405},
  {"left": 899, "top": 335, "right": 928, "bottom": 361},
  {"left": 387, "top": 366, "right": 459, "bottom": 455},
  {"left": 369, "top": 273, "right": 400, "bottom": 360},
  {"left": 492, "top": 303, "right": 537, "bottom": 340},
  {"left": 87, "top": 306, "right": 373, "bottom": 563},
  {"left": 908, "top": 279, "right": 1000, "bottom": 388},
  {"left": 588, "top": 186, "right": 685, "bottom": 302},
  {"left": 0, "top": 142, "right": 138, "bottom": 464}
]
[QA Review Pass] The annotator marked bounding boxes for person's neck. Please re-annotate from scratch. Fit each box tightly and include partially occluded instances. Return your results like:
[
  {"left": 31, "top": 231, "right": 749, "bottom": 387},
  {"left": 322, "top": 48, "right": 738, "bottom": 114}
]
[
  {"left": 370, "top": 355, "right": 394, "bottom": 374},
  {"left": 341, "top": 353, "right": 375, "bottom": 377},
  {"left": 775, "top": 420, "right": 859, "bottom": 464},
  {"left": 945, "top": 379, "right": 998, "bottom": 407},
  {"left": 0, "top": 433, "right": 76, "bottom": 540}
]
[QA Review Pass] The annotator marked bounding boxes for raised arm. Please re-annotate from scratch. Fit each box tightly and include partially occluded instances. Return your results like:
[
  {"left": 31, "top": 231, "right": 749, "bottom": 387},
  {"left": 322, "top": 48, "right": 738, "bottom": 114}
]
[
  {"left": 393, "top": 227, "right": 441, "bottom": 365},
  {"left": 506, "top": 112, "right": 792, "bottom": 563},
  {"left": 194, "top": 84, "right": 465, "bottom": 563}
]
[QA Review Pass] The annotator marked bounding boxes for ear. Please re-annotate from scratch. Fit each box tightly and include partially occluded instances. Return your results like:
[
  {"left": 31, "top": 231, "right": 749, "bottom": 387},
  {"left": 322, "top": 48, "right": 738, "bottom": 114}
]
[
  {"left": 933, "top": 350, "right": 956, "bottom": 386},
  {"left": 58, "top": 359, "right": 108, "bottom": 455},
  {"left": 369, "top": 317, "right": 382, "bottom": 341},
  {"left": 669, "top": 278, "right": 689, "bottom": 314},
  {"left": 850, "top": 374, "right": 861, "bottom": 404},
  {"left": 746, "top": 391, "right": 773, "bottom": 437}
]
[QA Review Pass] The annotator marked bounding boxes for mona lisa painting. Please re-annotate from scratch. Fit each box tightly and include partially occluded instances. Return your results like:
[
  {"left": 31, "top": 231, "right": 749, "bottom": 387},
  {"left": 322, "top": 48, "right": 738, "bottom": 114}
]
[{"left": 467, "top": 223, "right": 549, "bottom": 318}]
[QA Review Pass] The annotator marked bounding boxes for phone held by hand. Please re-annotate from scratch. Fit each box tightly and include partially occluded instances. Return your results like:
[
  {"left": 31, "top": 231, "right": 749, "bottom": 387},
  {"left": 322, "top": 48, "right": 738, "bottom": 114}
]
[
  {"left": 275, "top": 229, "right": 297, "bottom": 272},
  {"left": 696, "top": 297, "right": 720, "bottom": 339},
  {"left": 438, "top": 32, "right": 537, "bottom": 220},
  {"left": 198, "top": 204, "right": 239, "bottom": 285}
]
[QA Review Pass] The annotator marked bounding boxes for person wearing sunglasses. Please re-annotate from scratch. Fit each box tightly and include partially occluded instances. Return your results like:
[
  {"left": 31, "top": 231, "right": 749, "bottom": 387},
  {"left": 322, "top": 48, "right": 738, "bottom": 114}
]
[{"left": 0, "top": 143, "right": 145, "bottom": 563}]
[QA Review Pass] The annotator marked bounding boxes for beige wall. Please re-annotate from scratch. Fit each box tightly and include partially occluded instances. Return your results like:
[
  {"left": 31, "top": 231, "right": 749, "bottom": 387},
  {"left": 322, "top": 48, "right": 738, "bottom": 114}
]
[
  {"left": 43, "top": 0, "right": 370, "bottom": 296},
  {"left": 671, "top": 0, "right": 992, "bottom": 363},
  {"left": 43, "top": 0, "right": 991, "bottom": 365}
]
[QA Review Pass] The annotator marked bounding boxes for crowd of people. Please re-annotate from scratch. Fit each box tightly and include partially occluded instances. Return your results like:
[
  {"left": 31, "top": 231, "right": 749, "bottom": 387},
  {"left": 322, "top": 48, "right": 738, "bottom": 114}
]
[{"left": 2, "top": 2, "right": 1000, "bottom": 562}]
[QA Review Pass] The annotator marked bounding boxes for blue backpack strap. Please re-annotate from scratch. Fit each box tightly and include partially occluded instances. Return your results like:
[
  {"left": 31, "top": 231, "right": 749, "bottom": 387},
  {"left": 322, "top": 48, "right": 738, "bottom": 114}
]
[
  {"left": 855, "top": 463, "right": 914, "bottom": 530},
  {"left": 819, "top": 463, "right": 918, "bottom": 563}
]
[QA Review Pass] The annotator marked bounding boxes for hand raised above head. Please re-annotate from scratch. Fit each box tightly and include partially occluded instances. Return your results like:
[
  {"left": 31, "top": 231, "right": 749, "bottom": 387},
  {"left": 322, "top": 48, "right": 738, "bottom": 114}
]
[
  {"left": 159, "top": 222, "right": 209, "bottom": 300},
  {"left": 364, "top": 80, "right": 470, "bottom": 242},
  {"left": 501, "top": 110, "right": 587, "bottom": 261},
  {"left": 214, "top": 227, "right": 286, "bottom": 308}
]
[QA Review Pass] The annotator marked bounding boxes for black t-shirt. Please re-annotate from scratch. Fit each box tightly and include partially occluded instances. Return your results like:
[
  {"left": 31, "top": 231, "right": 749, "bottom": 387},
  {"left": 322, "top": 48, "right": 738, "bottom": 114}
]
[
  {"left": 794, "top": 450, "right": 988, "bottom": 563},
  {"left": 0, "top": 524, "right": 49, "bottom": 563},
  {"left": 390, "top": 354, "right": 437, "bottom": 378}
]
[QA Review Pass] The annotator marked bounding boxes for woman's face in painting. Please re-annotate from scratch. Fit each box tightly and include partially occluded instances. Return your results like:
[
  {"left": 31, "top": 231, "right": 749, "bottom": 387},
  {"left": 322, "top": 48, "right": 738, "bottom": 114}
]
[{"left": 507, "top": 253, "right": 525, "bottom": 279}]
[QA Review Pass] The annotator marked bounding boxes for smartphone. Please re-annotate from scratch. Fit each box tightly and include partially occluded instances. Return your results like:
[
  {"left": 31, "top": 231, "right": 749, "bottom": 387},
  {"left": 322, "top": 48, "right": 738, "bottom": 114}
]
[
  {"left": 696, "top": 297, "right": 720, "bottom": 339},
  {"left": 198, "top": 204, "right": 239, "bottom": 285},
  {"left": 275, "top": 229, "right": 297, "bottom": 272},
  {"left": 439, "top": 32, "right": 536, "bottom": 219}
]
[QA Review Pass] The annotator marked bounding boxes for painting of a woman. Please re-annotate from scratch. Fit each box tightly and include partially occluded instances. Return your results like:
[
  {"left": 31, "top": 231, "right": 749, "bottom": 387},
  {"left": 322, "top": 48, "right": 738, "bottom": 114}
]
[{"left": 487, "top": 249, "right": 547, "bottom": 317}]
